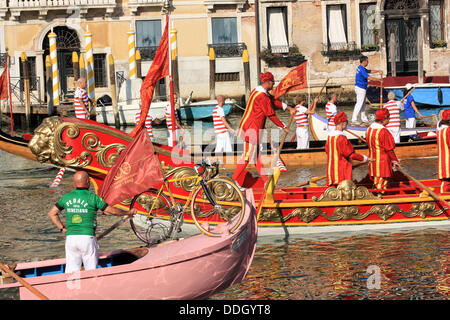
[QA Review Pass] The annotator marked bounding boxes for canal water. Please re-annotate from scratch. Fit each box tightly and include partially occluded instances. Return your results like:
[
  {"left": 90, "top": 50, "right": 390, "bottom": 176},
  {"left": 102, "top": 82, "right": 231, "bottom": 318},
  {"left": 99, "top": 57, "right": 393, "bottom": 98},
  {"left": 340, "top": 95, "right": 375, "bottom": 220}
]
[{"left": 0, "top": 104, "right": 448, "bottom": 300}]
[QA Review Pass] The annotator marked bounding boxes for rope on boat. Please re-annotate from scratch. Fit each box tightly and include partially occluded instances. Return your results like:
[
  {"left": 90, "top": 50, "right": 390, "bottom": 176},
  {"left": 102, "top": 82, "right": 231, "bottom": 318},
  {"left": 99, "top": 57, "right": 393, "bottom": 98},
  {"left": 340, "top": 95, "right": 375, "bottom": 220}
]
[{"left": 50, "top": 167, "right": 66, "bottom": 188}]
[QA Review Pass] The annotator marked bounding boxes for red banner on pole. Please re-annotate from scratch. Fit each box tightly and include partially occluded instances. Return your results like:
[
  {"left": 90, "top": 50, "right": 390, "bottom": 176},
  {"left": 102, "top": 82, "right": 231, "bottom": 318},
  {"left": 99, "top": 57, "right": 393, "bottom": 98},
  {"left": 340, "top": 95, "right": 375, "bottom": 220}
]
[
  {"left": 129, "top": 20, "right": 170, "bottom": 137},
  {"left": 98, "top": 125, "right": 165, "bottom": 206},
  {"left": 0, "top": 59, "right": 8, "bottom": 100},
  {"left": 271, "top": 61, "right": 308, "bottom": 99}
]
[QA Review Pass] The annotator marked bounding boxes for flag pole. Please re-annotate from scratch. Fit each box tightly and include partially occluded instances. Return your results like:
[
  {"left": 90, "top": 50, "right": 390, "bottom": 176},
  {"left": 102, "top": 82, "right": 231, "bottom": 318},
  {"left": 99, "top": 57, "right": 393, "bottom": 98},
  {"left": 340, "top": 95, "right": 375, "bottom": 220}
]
[
  {"left": 7, "top": 54, "right": 13, "bottom": 136},
  {"left": 165, "top": 0, "right": 176, "bottom": 148}
]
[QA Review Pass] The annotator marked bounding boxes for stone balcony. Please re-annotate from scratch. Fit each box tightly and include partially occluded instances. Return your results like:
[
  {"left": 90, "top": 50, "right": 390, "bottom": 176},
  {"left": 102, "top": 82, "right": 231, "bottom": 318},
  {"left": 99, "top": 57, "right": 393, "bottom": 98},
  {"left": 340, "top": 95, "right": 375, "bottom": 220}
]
[
  {"left": 128, "top": 0, "right": 165, "bottom": 15},
  {"left": 204, "top": 0, "right": 247, "bottom": 12},
  {"left": 8, "top": 0, "right": 117, "bottom": 20}
]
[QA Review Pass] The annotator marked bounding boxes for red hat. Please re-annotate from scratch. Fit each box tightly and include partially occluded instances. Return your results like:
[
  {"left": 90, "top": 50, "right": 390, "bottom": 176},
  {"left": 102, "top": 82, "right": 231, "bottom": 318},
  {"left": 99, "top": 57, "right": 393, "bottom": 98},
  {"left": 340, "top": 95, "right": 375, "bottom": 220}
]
[
  {"left": 376, "top": 108, "right": 390, "bottom": 120},
  {"left": 334, "top": 112, "right": 348, "bottom": 124},
  {"left": 442, "top": 110, "right": 450, "bottom": 121},
  {"left": 260, "top": 72, "right": 274, "bottom": 83}
]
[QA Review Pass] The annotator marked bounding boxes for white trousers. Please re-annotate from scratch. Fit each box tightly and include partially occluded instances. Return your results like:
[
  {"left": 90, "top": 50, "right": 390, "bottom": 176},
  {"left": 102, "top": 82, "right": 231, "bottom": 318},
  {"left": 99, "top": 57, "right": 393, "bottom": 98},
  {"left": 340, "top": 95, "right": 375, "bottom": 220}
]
[
  {"left": 387, "top": 126, "right": 401, "bottom": 143},
  {"left": 405, "top": 118, "right": 416, "bottom": 129},
  {"left": 167, "top": 129, "right": 181, "bottom": 147},
  {"left": 65, "top": 235, "right": 98, "bottom": 273},
  {"left": 215, "top": 132, "right": 232, "bottom": 153},
  {"left": 296, "top": 127, "right": 310, "bottom": 149},
  {"left": 352, "top": 86, "right": 369, "bottom": 123}
]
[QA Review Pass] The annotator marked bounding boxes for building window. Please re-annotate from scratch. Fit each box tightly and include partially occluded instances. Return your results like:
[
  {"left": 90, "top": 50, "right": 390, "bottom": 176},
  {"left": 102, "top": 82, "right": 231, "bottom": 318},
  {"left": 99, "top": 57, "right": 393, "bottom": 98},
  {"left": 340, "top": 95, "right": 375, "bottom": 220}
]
[
  {"left": 136, "top": 20, "right": 162, "bottom": 60},
  {"left": 211, "top": 17, "right": 237, "bottom": 44},
  {"left": 429, "top": 0, "right": 445, "bottom": 46},
  {"left": 93, "top": 54, "right": 107, "bottom": 88},
  {"left": 360, "top": 3, "right": 377, "bottom": 48},
  {"left": 326, "top": 4, "right": 348, "bottom": 51},
  {"left": 267, "top": 7, "right": 289, "bottom": 53}
]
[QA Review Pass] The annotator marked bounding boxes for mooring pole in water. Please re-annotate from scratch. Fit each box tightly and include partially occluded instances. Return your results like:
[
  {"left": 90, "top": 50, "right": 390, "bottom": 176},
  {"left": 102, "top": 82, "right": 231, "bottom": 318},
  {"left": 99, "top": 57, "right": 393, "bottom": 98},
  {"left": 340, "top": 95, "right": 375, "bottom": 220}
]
[
  {"left": 170, "top": 27, "right": 179, "bottom": 98},
  {"left": 243, "top": 49, "right": 251, "bottom": 102},
  {"left": 209, "top": 47, "right": 215, "bottom": 100},
  {"left": 135, "top": 49, "right": 142, "bottom": 79},
  {"left": 21, "top": 53, "right": 31, "bottom": 130},
  {"left": 72, "top": 51, "right": 79, "bottom": 84},
  {"left": 108, "top": 54, "right": 120, "bottom": 129},
  {"left": 45, "top": 55, "right": 54, "bottom": 116}
]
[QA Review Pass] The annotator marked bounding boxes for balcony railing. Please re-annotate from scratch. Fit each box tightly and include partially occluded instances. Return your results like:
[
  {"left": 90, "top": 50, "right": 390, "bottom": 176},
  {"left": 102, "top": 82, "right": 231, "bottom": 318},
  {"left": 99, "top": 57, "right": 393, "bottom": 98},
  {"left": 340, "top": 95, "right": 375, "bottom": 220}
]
[
  {"left": 0, "top": 53, "right": 7, "bottom": 68},
  {"left": 207, "top": 43, "right": 247, "bottom": 58},
  {"left": 321, "top": 41, "right": 360, "bottom": 57},
  {"left": 128, "top": 0, "right": 165, "bottom": 15}
]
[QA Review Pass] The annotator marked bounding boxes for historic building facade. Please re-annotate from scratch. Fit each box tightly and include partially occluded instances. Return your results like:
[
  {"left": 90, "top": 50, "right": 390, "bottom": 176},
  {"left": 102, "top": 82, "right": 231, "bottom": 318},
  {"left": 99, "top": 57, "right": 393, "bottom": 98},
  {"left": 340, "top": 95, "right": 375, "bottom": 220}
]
[{"left": 0, "top": 0, "right": 448, "bottom": 105}]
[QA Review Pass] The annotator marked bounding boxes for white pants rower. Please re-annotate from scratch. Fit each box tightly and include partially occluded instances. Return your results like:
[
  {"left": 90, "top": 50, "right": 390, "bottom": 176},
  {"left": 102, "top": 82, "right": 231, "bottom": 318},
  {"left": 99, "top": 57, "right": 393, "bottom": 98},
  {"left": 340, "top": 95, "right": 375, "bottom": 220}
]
[
  {"left": 65, "top": 235, "right": 98, "bottom": 273},
  {"left": 296, "top": 127, "right": 310, "bottom": 149},
  {"left": 352, "top": 86, "right": 369, "bottom": 123},
  {"left": 167, "top": 129, "right": 181, "bottom": 147},
  {"left": 215, "top": 131, "right": 232, "bottom": 153},
  {"left": 387, "top": 126, "right": 401, "bottom": 143},
  {"left": 405, "top": 118, "right": 416, "bottom": 129}
]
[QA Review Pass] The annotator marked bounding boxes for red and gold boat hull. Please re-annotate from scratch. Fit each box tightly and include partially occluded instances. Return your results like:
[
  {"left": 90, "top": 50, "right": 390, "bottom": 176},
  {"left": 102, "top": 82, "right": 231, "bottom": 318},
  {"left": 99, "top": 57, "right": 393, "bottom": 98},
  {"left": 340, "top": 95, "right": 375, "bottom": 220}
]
[{"left": 25, "top": 116, "right": 450, "bottom": 234}]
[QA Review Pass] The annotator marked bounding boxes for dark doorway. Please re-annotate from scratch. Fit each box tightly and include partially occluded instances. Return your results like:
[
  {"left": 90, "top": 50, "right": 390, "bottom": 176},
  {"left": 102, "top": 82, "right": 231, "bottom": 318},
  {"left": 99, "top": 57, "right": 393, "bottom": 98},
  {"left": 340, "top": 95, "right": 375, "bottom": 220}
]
[
  {"left": 386, "top": 18, "right": 420, "bottom": 75},
  {"left": 42, "top": 26, "right": 80, "bottom": 100}
]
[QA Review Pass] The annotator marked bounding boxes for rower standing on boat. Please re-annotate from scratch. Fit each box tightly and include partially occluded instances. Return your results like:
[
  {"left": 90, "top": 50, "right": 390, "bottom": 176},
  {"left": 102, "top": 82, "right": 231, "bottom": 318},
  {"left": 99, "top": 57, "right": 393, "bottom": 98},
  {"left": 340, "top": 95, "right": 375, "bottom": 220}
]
[
  {"left": 383, "top": 91, "right": 403, "bottom": 143},
  {"left": 294, "top": 94, "right": 318, "bottom": 149},
  {"left": 47, "top": 171, "right": 136, "bottom": 273},
  {"left": 436, "top": 110, "right": 450, "bottom": 193},
  {"left": 232, "top": 72, "right": 293, "bottom": 188},
  {"left": 351, "top": 55, "right": 383, "bottom": 126},
  {"left": 325, "top": 112, "right": 369, "bottom": 186},
  {"left": 135, "top": 109, "right": 161, "bottom": 142},
  {"left": 213, "top": 94, "right": 234, "bottom": 153},
  {"left": 325, "top": 93, "right": 338, "bottom": 132},
  {"left": 366, "top": 108, "right": 401, "bottom": 191},
  {"left": 74, "top": 78, "right": 91, "bottom": 119},
  {"left": 403, "top": 83, "right": 423, "bottom": 129}
]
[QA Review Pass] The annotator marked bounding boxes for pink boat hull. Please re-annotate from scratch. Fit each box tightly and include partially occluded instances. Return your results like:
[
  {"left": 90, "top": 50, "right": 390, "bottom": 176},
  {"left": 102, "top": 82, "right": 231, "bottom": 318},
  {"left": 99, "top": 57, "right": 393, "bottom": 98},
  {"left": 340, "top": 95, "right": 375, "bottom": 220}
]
[{"left": 1, "top": 190, "right": 257, "bottom": 300}]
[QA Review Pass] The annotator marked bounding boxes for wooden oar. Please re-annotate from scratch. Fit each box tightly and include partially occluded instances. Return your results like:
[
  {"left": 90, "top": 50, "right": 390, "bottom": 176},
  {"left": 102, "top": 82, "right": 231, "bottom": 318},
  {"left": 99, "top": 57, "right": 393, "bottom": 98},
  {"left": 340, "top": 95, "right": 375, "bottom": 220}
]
[
  {"left": 397, "top": 167, "right": 450, "bottom": 218},
  {"left": 270, "top": 115, "right": 294, "bottom": 169},
  {"left": 0, "top": 262, "right": 49, "bottom": 300},
  {"left": 96, "top": 215, "right": 132, "bottom": 241},
  {"left": 379, "top": 78, "right": 383, "bottom": 108},
  {"left": 400, "top": 87, "right": 415, "bottom": 103},
  {"left": 345, "top": 129, "right": 367, "bottom": 143}
]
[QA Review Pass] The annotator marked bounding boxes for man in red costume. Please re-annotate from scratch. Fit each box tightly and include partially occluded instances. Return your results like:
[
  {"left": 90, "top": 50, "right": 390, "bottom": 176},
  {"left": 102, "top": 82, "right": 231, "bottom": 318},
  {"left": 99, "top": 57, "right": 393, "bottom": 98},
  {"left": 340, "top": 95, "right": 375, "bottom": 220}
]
[
  {"left": 437, "top": 109, "right": 450, "bottom": 193},
  {"left": 325, "top": 112, "right": 368, "bottom": 186},
  {"left": 232, "top": 72, "right": 292, "bottom": 188},
  {"left": 366, "top": 108, "right": 401, "bottom": 191}
]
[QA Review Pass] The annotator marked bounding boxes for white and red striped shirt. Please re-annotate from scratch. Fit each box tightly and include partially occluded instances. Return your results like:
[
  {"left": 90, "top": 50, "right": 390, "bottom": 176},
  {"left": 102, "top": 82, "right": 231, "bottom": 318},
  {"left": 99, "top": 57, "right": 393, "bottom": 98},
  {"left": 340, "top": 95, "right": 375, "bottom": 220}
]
[
  {"left": 294, "top": 105, "right": 309, "bottom": 127},
  {"left": 383, "top": 100, "right": 402, "bottom": 128},
  {"left": 326, "top": 102, "right": 337, "bottom": 128},
  {"left": 213, "top": 105, "right": 228, "bottom": 134},
  {"left": 135, "top": 112, "right": 153, "bottom": 138},
  {"left": 74, "top": 87, "right": 89, "bottom": 119},
  {"left": 165, "top": 103, "right": 180, "bottom": 130}
]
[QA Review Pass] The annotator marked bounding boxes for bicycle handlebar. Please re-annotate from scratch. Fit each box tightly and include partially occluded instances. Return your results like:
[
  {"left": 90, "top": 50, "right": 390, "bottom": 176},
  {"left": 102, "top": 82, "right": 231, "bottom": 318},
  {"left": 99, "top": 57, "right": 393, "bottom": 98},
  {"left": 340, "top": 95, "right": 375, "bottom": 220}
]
[{"left": 194, "top": 159, "right": 220, "bottom": 178}]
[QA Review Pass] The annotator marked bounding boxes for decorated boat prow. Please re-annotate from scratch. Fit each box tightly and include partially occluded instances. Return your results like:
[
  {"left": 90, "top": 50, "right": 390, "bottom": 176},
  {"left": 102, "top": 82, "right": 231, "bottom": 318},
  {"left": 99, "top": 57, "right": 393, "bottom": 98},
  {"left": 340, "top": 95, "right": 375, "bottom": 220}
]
[{"left": 0, "top": 189, "right": 257, "bottom": 300}]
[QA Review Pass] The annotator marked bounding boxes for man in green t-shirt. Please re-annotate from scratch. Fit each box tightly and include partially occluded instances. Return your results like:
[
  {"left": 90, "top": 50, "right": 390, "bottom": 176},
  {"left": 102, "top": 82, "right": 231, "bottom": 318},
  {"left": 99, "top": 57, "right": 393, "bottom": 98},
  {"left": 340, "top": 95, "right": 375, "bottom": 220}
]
[{"left": 47, "top": 171, "right": 136, "bottom": 273}]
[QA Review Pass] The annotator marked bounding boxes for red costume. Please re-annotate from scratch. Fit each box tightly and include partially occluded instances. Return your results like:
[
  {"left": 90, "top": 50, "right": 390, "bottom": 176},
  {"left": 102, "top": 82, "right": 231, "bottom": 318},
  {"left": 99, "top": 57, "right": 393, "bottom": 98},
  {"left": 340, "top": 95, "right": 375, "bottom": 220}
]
[
  {"left": 232, "top": 72, "right": 286, "bottom": 187},
  {"left": 366, "top": 109, "right": 399, "bottom": 190},
  {"left": 437, "top": 110, "right": 450, "bottom": 193},
  {"left": 325, "top": 113, "right": 366, "bottom": 186}
]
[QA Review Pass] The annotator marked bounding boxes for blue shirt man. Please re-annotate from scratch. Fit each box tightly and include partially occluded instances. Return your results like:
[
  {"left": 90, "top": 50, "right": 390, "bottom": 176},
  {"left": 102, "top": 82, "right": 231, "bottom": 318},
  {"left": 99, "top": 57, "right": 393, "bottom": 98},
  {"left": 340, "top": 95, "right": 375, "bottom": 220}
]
[
  {"left": 355, "top": 65, "right": 371, "bottom": 89},
  {"left": 402, "top": 83, "right": 423, "bottom": 128}
]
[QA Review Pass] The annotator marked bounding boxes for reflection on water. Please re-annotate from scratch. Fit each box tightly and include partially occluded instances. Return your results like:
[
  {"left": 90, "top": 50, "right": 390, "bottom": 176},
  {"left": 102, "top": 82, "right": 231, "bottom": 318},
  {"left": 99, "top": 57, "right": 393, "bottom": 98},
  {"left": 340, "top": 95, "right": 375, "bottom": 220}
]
[{"left": 0, "top": 108, "right": 449, "bottom": 299}]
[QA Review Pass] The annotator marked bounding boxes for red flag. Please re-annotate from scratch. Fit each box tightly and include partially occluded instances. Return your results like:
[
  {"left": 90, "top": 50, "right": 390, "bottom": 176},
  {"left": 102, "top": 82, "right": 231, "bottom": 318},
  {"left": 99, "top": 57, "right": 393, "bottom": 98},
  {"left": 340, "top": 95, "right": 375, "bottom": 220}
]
[
  {"left": 130, "top": 20, "right": 170, "bottom": 137},
  {"left": 98, "top": 125, "right": 165, "bottom": 206},
  {"left": 0, "top": 61, "right": 8, "bottom": 100},
  {"left": 271, "top": 61, "right": 308, "bottom": 99}
]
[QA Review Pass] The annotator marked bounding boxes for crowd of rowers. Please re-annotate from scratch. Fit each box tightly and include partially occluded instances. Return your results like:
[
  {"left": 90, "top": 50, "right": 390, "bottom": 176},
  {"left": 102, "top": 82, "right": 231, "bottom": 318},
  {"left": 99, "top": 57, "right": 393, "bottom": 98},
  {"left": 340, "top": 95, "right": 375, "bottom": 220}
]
[{"left": 73, "top": 57, "right": 449, "bottom": 194}]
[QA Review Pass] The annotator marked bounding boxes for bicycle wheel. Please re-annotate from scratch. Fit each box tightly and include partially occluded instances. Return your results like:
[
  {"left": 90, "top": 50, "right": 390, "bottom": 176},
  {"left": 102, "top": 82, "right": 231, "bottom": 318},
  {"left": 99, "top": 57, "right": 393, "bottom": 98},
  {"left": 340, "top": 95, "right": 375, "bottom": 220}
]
[
  {"left": 129, "top": 188, "right": 175, "bottom": 244},
  {"left": 190, "top": 177, "right": 245, "bottom": 236}
]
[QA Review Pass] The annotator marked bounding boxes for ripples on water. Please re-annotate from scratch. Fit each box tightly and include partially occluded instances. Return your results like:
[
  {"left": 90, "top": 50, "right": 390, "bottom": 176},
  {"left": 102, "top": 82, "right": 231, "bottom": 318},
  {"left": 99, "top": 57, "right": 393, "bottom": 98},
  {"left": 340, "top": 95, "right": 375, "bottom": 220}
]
[{"left": 0, "top": 108, "right": 449, "bottom": 300}]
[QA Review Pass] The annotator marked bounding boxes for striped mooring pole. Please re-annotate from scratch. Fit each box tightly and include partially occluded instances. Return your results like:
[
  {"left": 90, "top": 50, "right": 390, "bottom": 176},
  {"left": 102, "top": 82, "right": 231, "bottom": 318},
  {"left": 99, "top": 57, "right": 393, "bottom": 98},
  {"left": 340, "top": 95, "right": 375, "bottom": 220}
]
[
  {"left": 48, "top": 31, "right": 60, "bottom": 106},
  {"left": 84, "top": 26, "right": 95, "bottom": 109},
  {"left": 127, "top": 26, "right": 137, "bottom": 80},
  {"left": 50, "top": 167, "right": 66, "bottom": 187}
]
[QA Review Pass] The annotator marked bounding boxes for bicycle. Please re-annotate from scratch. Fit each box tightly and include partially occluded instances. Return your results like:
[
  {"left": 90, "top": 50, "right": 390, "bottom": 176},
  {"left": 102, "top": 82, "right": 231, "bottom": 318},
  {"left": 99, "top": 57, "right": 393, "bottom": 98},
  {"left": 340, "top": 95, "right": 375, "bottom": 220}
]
[{"left": 128, "top": 160, "right": 246, "bottom": 244}]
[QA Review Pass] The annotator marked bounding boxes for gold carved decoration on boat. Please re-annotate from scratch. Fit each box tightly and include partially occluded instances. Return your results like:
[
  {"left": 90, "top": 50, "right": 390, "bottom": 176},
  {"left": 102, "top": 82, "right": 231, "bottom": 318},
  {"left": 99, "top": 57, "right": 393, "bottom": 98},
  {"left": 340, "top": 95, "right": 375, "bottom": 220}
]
[{"left": 258, "top": 180, "right": 447, "bottom": 223}]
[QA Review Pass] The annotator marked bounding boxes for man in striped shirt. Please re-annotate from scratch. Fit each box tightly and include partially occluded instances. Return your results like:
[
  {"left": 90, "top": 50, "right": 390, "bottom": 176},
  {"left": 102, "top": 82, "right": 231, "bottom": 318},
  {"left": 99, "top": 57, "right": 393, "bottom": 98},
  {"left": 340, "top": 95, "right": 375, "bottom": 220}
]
[
  {"left": 74, "top": 78, "right": 90, "bottom": 119},
  {"left": 135, "top": 111, "right": 161, "bottom": 142},
  {"left": 437, "top": 109, "right": 450, "bottom": 193},
  {"left": 294, "top": 95, "right": 318, "bottom": 149},
  {"left": 325, "top": 112, "right": 368, "bottom": 186},
  {"left": 366, "top": 108, "right": 401, "bottom": 191},
  {"left": 213, "top": 95, "right": 234, "bottom": 153},
  {"left": 383, "top": 91, "right": 403, "bottom": 143},
  {"left": 325, "top": 93, "right": 338, "bottom": 132}
]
